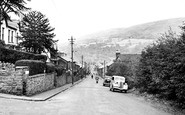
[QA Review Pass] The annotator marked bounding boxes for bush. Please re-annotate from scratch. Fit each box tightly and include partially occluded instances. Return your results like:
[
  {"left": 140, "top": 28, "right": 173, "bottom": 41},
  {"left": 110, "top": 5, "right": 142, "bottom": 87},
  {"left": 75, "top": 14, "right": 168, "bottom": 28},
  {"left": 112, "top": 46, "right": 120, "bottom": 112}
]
[
  {"left": 45, "top": 62, "right": 55, "bottom": 73},
  {"left": 15, "top": 60, "right": 45, "bottom": 76},
  {"left": 0, "top": 40, "right": 5, "bottom": 47},
  {"left": 34, "top": 54, "right": 47, "bottom": 62},
  {"left": 0, "top": 47, "right": 47, "bottom": 63}
]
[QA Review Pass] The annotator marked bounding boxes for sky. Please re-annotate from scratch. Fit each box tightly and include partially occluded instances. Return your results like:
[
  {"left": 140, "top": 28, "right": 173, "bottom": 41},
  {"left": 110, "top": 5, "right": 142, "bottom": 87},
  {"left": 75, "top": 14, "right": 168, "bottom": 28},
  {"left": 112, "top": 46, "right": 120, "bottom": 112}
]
[{"left": 22, "top": 0, "right": 185, "bottom": 45}]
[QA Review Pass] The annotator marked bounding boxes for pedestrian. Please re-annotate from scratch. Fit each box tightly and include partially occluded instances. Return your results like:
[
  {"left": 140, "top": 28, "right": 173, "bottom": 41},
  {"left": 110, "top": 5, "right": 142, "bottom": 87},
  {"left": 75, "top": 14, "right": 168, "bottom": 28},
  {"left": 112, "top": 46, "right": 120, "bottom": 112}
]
[
  {"left": 91, "top": 74, "right": 93, "bottom": 79},
  {"left": 95, "top": 76, "right": 99, "bottom": 83}
]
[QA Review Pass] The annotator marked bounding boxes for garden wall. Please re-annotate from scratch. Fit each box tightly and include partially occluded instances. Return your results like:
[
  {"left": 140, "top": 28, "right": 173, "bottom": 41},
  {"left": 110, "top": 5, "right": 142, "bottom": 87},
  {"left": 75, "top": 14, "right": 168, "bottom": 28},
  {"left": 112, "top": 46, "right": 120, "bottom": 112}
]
[
  {"left": 0, "top": 71, "right": 23, "bottom": 95},
  {"left": 25, "top": 73, "right": 55, "bottom": 96},
  {"left": 55, "top": 74, "right": 67, "bottom": 87},
  {"left": 67, "top": 75, "right": 72, "bottom": 84},
  {"left": 0, "top": 70, "right": 82, "bottom": 96}
]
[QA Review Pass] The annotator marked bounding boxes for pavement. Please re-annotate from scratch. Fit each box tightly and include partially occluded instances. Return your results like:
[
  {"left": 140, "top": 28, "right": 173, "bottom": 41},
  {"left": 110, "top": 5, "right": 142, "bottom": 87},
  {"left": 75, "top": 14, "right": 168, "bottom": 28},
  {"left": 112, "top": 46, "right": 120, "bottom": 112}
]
[{"left": 0, "top": 78, "right": 85, "bottom": 101}]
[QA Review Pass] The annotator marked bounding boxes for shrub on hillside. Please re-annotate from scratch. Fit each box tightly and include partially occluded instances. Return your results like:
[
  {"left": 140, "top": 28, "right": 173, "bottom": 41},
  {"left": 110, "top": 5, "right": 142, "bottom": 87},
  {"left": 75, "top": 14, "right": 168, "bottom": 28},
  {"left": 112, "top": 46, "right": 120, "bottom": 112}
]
[
  {"left": 15, "top": 60, "right": 45, "bottom": 76},
  {"left": 0, "top": 47, "right": 47, "bottom": 63}
]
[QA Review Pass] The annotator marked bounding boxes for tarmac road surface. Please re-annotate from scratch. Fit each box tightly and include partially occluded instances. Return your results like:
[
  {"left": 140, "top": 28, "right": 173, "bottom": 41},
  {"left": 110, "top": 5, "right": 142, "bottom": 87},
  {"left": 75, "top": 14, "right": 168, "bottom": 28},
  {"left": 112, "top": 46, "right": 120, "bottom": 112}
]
[{"left": 0, "top": 76, "right": 172, "bottom": 115}]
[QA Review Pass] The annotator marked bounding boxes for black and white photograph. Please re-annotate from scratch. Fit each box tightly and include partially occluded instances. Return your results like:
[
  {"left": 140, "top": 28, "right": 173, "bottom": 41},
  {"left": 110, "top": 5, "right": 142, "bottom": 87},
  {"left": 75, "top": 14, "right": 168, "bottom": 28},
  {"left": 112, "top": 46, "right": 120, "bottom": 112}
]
[{"left": 0, "top": 0, "right": 185, "bottom": 115}]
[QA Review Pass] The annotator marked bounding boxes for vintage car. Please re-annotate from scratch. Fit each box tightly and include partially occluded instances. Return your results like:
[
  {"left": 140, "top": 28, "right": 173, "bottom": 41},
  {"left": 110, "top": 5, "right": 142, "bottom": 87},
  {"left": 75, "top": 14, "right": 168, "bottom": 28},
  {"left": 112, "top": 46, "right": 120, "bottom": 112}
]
[
  {"left": 109, "top": 75, "right": 128, "bottom": 93},
  {"left": 103, "top": 77, "right": 111, "bottom": 87}
]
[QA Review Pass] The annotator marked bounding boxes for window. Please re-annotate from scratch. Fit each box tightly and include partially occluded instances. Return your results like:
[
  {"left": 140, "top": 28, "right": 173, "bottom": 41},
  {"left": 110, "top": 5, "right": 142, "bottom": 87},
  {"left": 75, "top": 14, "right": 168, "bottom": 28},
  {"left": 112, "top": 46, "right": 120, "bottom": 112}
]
[
  {"left": 16, "top": 33, "right": 18, "bottom": 44},
  {"left": 8, "top": 30, "right": 10, "bottom": 43},
  {"left": 2, "top": 27, "right": 4, "bottom": 41},
  {"left": 11, "top": 31, "right": 13, "bottom": 43}
]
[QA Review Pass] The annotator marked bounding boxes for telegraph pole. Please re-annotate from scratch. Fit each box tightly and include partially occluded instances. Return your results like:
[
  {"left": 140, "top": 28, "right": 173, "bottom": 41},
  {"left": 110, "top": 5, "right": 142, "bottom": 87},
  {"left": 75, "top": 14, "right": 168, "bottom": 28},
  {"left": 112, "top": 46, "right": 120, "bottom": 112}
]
[
  {"left": 0, "top": 8, "right": 2, "bottom": 40},
  {"left": 81, "top": 55, "right": 83, "bottom": 78},
  {"left": 104, "top": 60, "right": 106, "bottom": 78},
  {"left": 69, "top": 36, "right": 75, "bottom": 85}
]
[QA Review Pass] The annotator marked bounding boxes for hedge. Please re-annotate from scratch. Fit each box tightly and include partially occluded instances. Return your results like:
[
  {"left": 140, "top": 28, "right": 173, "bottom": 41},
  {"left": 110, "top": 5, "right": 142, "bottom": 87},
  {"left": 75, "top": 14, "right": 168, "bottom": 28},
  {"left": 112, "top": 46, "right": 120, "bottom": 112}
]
[
  {"left": 46, "top": 62, "right": 55, "bottom": 73},
  {"left": 55, "top": 66, "right": 65, "bottom": 76},
  {"left": 0, "top": 47, "right": 47, "bottom": 64},
  {"left": 15, "top": 60, "right": 45, "bottom": 76}
]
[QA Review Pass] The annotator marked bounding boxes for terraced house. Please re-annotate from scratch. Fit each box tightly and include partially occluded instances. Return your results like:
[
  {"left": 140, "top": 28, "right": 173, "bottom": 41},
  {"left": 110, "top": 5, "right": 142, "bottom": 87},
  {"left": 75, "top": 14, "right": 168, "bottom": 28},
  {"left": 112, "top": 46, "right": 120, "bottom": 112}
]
[{"left": 0, "top": 19, "right": 20, "bottom": 49}]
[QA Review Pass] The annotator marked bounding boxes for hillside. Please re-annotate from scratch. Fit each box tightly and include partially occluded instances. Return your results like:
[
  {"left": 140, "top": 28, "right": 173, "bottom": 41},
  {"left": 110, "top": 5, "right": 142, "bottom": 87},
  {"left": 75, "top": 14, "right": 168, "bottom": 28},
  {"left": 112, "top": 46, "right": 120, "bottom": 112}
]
[{"left": 60, "top": 17, "right": 185, "bottom": 64}]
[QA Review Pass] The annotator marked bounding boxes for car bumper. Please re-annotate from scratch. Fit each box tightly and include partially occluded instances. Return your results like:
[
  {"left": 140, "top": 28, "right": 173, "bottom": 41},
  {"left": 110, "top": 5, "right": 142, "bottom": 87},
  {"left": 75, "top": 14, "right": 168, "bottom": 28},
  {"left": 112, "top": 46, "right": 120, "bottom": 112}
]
[
  {"left": 112, "top": 86, "right": 128, "bottom": 90},
  {"left": 103, "top": 83, "right": 110, "bottom": 86}
]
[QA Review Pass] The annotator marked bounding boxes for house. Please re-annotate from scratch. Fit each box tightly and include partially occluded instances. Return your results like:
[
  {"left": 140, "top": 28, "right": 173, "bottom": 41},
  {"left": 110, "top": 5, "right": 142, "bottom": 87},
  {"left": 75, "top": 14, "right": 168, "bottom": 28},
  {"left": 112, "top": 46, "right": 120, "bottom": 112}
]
[
  {"left": 51, "top": 55, "right": 69, "bottom": 70},
  {"left": 0, "top": 20, "right": 20, "bottom": 49},
  {"left": 50, "top": 52, "right": 80, "bottom": 71},
  {"left": 97, "top": 61, "right": 113, "bottom": 78},
  {"left": 111, "top": 50, "right": 141, "bottom": 79},
  {"left": 114, "top": 50, "right": 141, "bottom": 63}
]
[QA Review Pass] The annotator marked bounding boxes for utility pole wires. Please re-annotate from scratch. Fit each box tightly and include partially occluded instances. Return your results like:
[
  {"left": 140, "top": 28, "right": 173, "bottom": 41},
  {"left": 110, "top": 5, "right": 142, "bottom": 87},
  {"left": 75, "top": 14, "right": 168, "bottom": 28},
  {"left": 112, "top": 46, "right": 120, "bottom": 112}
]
[{"left": 69, "top": 36, "right": 75, "bottom": 85}]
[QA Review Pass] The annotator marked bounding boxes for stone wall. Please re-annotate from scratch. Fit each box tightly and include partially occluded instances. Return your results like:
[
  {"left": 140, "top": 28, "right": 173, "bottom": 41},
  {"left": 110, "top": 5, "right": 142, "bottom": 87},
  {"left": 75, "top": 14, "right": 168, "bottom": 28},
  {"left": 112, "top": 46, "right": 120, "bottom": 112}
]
[
  {"left": 0, "top": 70, "right": 82, "bottom": 96},
  {"left": 67, "top": 75, "right": 72, "bottom": 84},
  {"left": 25, "top": 73, "right": 55, "bottom": 96},
  {"left": 65, "top": 75, "right": 81, "bottom": 84},
  {"left": 0, "top": 71, "right": 23, "bottom": 95},
  {"left": 55, "top": 74, "right": 67, "bottom": 87}
]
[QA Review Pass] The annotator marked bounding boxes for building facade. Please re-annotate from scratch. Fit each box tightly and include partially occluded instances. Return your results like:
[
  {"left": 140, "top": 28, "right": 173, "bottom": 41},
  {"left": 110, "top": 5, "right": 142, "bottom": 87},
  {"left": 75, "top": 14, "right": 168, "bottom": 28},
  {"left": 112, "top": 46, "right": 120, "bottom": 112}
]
[{"left": 0, "top": 20, "right": 20, "bottom": 47}]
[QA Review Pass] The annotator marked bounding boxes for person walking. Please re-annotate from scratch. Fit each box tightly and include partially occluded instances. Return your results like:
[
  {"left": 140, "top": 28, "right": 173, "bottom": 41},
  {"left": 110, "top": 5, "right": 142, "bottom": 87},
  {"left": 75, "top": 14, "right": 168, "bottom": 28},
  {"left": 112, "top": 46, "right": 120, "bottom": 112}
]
[
  {"left": 95, "top": 76, "right": 99, "bottom": 83},
  {"left": 91, "top": 74, "right": 93, "bottom": 79}
]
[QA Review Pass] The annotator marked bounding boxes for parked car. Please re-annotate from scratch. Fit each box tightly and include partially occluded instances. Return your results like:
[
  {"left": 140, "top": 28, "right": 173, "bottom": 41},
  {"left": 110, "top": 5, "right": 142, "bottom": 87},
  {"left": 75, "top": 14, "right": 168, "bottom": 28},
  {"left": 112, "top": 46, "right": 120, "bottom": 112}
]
[
  {"left": 103, "top": 78, "right": 111, "bottom": 87},
  {"left": 109, "top": 75, "right": 128, "bottom": 93}
]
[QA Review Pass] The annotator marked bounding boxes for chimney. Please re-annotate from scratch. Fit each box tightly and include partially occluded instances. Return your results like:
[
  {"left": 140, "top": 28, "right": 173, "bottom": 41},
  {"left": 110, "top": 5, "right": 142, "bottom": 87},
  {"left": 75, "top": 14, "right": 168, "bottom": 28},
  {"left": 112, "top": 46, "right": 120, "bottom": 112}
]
[{"left": 116, "top": 50, "right": 120, "bottom": 60}]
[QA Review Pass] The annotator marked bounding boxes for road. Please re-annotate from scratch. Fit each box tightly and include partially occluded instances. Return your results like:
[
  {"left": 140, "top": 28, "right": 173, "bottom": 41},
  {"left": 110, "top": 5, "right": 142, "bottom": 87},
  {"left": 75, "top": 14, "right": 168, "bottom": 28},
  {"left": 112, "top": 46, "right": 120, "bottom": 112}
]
[{"left": 0, "top": 76, "right": 172, "bottom": 115}]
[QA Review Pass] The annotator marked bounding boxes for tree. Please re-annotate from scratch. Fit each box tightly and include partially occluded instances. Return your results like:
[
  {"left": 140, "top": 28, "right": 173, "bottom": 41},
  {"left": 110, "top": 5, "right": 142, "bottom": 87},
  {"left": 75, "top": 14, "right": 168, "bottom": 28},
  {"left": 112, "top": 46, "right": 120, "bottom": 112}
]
[
  {"left": 106, "top": 62, "right": 129, "bottom": 77},
  {"left": 135, "top": 27, "right": 185, "bottom": 109},
  {"left": 19, "top": 11, "right": 57, "bottom": 55},
  {"left": 0, "top": 0, "right": 30, "bottom": 39}
]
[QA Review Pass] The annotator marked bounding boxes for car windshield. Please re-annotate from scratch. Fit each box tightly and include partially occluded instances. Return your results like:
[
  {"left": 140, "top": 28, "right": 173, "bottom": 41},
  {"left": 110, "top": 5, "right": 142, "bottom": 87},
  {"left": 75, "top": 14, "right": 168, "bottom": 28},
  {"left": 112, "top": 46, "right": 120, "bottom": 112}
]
[
  {"left": 105, "top": 79, "right": 111, "bottom": 83},
  {"left": 114, "top": 77, "right": 125, "bottom": 82}
]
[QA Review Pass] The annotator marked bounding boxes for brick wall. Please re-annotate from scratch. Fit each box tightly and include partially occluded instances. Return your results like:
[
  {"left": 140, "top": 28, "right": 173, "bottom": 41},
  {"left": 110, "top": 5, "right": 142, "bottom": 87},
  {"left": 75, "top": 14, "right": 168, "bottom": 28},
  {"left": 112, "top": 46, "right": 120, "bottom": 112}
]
[
  {"left": 25, "top": 73, "right": 55, "bottom": 96},
  {"left": 0, "top": 71, "right": 23, "bottom": 95}
]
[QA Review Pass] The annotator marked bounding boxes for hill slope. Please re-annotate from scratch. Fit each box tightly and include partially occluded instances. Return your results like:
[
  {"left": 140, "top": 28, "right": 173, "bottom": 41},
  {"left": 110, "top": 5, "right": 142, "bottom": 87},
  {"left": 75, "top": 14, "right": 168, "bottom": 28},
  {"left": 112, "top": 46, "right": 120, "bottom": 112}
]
[{"left": 60, "top": 17, "right": 185, "bottom": 64}]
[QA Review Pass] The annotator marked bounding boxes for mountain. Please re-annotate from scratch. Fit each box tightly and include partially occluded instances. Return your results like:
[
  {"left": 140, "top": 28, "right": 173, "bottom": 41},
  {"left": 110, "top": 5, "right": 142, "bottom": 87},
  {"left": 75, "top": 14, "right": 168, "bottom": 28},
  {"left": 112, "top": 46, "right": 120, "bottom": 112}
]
[{"left": 59, "top": 17, "right": 185, "bottom": 64}]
